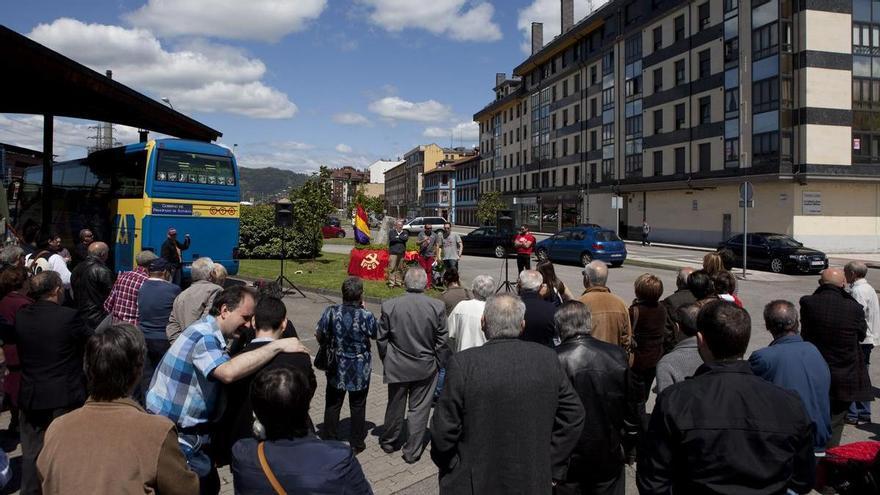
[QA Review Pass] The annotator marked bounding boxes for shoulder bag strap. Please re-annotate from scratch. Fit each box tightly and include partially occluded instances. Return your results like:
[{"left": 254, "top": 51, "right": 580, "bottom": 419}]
[{"left": 257, "top": 442, "right": 285, "bottom": 495}]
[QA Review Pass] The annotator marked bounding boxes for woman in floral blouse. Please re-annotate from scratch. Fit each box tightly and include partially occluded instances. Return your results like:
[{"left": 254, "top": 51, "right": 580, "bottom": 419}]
[{"left": 315, "top": 276, "right": 378, "bottom": 453}]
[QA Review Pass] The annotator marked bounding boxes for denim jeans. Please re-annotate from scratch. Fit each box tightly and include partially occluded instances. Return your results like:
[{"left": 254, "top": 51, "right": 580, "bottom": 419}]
[
  {"left": 178, "top": 432, "right": 219, "bottom": 495},
  {"left": 848, "top": 344, "right": 874, "bottom": 420}
]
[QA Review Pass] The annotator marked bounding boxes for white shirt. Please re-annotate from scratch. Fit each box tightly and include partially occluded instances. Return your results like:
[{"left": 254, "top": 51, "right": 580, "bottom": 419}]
[
  {"left": 447, "top": 299, "right": 487, "bottom": 353},
  {"left": 849, "top": 278, "right": 880, "bottom": 346}
]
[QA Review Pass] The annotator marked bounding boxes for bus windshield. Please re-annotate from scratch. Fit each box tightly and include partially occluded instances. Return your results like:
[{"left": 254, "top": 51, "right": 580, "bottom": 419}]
[{"left": 155, "top": 149, "right": 235, "bottom": 186}]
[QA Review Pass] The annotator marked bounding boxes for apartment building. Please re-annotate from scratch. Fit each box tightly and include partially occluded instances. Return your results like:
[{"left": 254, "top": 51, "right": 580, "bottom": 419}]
[
  {"left": 423, "top": 165, "right": 455, "bottom": 219},
  {"left": 402, "top": 144, "right": 469, "bottom": 217},
  {"left": 384, "top": 161, "right": 407, "bottom": 218},
  {"left": 475, "top": 0, "right": 877, "bottom": 252},
  {"left": 453, "top": 154, "right": 480, "bottom": 226}
]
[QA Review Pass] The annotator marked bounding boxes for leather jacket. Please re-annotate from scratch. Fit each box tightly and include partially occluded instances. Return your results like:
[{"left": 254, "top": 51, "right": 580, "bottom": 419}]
[
  {"left": 555, "top": 335, "right": 640, "bottom": 479},
  {"left": 70, "top": 256, "right": 114, "bottom": 329}
]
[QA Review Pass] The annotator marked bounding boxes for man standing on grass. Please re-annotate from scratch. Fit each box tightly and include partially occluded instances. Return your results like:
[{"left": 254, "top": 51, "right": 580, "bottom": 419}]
[
  {"left": 417, "top": 224, "right": 440, "bottom": 290},
  {"left": 440, "top": 222, "right": 463, "bottom": 273},
  {"left": 386, "top": 220, "right": 409, "bottom": 288}
]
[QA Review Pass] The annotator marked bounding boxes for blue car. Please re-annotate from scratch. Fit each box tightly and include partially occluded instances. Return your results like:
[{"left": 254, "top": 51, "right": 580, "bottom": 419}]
[{"left": 535, "top": 225, "right": 627, "bottom": 267}]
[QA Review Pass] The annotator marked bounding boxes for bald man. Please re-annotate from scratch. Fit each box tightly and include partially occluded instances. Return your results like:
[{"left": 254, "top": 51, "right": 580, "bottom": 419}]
[
  {"left": 70, "top": 241, "right": 115, "bottom": 329},
  {"left": 800, "top": 267, "right": 871, "bottom": 447}
]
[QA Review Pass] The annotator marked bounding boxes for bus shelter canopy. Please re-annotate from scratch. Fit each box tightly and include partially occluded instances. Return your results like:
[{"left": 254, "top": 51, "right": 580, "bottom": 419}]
[{"left": 0, "top": 24, "right": 221, "bottom": 142}]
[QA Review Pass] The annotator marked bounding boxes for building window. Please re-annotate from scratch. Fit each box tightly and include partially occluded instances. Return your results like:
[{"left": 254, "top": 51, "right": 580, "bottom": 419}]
[
  {"left": 699, "top": 49, "right": 711, "bottom": 78},
  {"left": 590, "top": 98, "right": 598, "bottom": 118},
  {"left": 563, "top": 109, "right": 569, "bottom": 126},
  {"left": 674, "top": 15, "right": 685, "bottom": 42},
  {"left": 590, "top": 163, "right": 597, "bottom": 182},
  {"left": 725, "top": 37, "right": 739, "bottom": 64},
  {"left": 653, "top": 67, "right": 663, "bottom": 93},
  {"left": 602, "top": 87, "right": 615, "bottom": 108},
  {"left": 574, "top": 73, "right": 581, "bottom": 92},
  {"left": 753, "top": 22, "right": 779, "bottom": 60},
  {"left": 675, "top": 59, "right": 686, "bottom": 85},
  {"left": 675, "top": 103, "right": 686, "bottom": 130},
  {"left": 602, "top": 159, "right": 615, "bottom": 181},
  {"left": 574, "top": 135, "right": 581, "bottom": 153},
  {"left": 653, "top": 150, "right": 663, "bottom": 175},
  {"left": 654, "top": 109, "right": 663, "bottom": 134},
  {"left": 562, "top": 138, "right": 569, "bottom": 156},
  {"left": 699, "top": 142, "right": 711, "bottom": 171},
  {"left": 675, "top": 146, "right": 686, "bottom": 174},
  {"left": 563, "top": 80, "right": 569, "bottom": 98},
  {"left": 625, "top": 153, "right": 644, "bottom": 177},
  {"left": 699, "top": 96, "right": 711, "bottom": 124},
  {"left": 725, "top": 0, "right": 738, "bottom": 13},
  {"left": 574, "top": 104, "right": 581, "bottom": 122},
  {"left": 698, "top": 3, "right": 710, "bottom": 31},
  {"left": 603, "top": 51, "right": 615, "bottom": 75},
  {"left": 590, "top": 65, "right": 598, "bottom": 84},
  {"left": 590, "top": 130, "right": 598, "bottom": 150},
  {"left": 753, "top": 131, "right": 779, "bottom": 163},
  {"left": 653, "top": 26, "right": 662, "bottom": 51},
  {"left": 626, "top": 115, "right": 643, "bottom": 136},
  {"left": 753, "top": 77, "right": 779, "bottom": 113},
  {"left": 725, "top": 138, "right": 739, "bottom": 167},
  {"left": 602, "top": 123, "right": 615, "bottom": 143}
]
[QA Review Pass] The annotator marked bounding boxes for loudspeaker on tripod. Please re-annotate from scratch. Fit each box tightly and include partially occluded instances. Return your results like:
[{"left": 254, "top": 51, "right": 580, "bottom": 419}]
[
  {"left": 497, "top": 210, "right": 514, "bottom": 234},
  {"left": 275, "top": 199, "right": 293, "bottom": 228}
]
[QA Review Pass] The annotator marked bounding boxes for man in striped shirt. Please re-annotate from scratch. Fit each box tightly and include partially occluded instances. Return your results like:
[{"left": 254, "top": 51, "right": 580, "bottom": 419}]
[{"left": 103, "top": 251, "right": 158, "bottom": 324}]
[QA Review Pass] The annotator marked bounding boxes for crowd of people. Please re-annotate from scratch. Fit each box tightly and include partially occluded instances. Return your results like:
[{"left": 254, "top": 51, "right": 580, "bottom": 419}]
[{"left": 0, "top": 223, "right": 873, "bottom": 494}]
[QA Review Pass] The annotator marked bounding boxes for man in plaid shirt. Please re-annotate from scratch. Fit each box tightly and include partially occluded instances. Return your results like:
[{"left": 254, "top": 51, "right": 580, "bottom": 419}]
[
  {"left": 146, "top": 286, "right": 307, "bottom": 494},
  {"left": 103, "top": 251, "right": 157, "bottom": 324}
]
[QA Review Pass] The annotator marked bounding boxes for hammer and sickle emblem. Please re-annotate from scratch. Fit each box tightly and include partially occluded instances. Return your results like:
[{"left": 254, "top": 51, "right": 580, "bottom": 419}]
[{"left": 360, "top": 253, "right": 380, "bottom": 270}]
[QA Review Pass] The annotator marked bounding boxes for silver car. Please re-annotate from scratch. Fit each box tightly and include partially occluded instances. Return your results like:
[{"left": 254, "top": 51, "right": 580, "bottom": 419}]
[{"left": 403, "top": 216, "right": 448, "bottom": 235}]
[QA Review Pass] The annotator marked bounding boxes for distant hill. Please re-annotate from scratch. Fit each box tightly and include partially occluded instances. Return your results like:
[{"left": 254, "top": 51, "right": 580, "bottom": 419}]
[{"left": 239, "top": 166, "right": 310, "bottom": 203}]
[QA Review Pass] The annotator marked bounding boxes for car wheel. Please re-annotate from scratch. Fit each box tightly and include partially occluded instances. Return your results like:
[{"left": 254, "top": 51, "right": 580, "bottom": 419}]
[
  {"left": 611, "top": 261, "right": 623, "bottom": 267},
  {"left": 336, "top": 231, "right": 346, "bottom": 238},
  {"left": 536, "top": 248, "right": 549, "bottom": 261},
  {"left": 770, "top": 257, "right": 784, "bottom": 273},
  {"left": 581, "top": 252, "right": 592, "bottom": 266},
  {"left": 494, "top": 245, "right": 507, "bottom": 258}
]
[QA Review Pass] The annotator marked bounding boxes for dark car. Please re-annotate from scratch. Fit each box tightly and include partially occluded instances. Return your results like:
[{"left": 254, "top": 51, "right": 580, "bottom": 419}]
[
  {"left": 535, "top": 225, "right": 627, "bottom": 266},
  {"left": 718, "top": 233, "right": 828, "bottom": 274},
  {"left": 326, "top": 216, "right": 341, "bottom": 228},
  {"left": 460, "top": 226, "right": 515, "bottom": 258}
]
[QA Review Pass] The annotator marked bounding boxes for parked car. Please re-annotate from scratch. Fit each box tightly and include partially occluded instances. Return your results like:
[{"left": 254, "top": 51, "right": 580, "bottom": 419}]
[
  {"left": 322, "top": 225, "right": 346, "bottom": 238},
  {"left": 718, "top": 233, "right": 828, "bottom": 274},
  {"left": 326, "top": 216, "right": 341, "bottom": 228},
  {"left": 535, "top": 225, "right": 627, "bottom": 267},
  {"left": 460, "top": 226, "right": 516, "bottom": 258},
  {"left": 402, "top": 216, "right": 448, "bottom": 235}
]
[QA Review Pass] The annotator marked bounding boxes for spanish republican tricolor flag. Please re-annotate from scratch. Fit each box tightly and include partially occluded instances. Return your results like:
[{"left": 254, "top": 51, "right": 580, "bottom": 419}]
[{"left": 354, "top": 205, "right": 371, "bottom": 245}]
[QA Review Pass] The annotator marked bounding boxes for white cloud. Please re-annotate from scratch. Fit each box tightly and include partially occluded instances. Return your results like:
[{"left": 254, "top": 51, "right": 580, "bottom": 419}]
[
  {"left": 0, "top": 114, "right": 151, "bottom": 160},
  {"left": 125, "top": 0, "right": 327, "bottom": 42},
  {"left": 517, "top": 0, "right": 605, "bottom": 54},
  {"left": 360, "top": 0, "right": 501, "bottom": 42},
  {"left": 336, "top": 143, "right": 353, "bottom": 153},
  {"left": 237, "top": 141, "right": 371, "bottom": 174},
  {"left": 368, "top": 96, "right": 452, "bottom": 123},
  {"left": 28, "top": 18, "right": 297, "bottom": 119},
  {"left": 332, "top": 112, "right": 372, "bottom": 126},
  {"left": 422, "top": 121, "right": 479, "bottom": 143}
]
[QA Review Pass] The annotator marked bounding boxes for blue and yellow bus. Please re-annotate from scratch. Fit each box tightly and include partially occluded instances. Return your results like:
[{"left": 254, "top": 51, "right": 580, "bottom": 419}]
[{"left": 12, "top": 139, "right": 241, "bottom": 277}]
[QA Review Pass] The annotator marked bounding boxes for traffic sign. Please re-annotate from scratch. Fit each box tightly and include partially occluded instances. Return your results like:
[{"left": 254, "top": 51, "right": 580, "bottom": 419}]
[{"left": 739, "top": 182, "right": 754, "bottom": 203}]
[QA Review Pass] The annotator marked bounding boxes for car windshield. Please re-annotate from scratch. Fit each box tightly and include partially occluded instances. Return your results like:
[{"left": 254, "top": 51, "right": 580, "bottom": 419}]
[{"left": 766, "top": 235, "right": 802, "bottom": 248}]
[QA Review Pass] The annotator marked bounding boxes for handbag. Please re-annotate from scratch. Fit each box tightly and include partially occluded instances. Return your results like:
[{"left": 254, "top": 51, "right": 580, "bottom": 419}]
[
  {"left": 257, "top": 442, "right": 285, "bottom": 495},
  {"left": 314, "top": 309, "right": 337, "bottom": 372}
]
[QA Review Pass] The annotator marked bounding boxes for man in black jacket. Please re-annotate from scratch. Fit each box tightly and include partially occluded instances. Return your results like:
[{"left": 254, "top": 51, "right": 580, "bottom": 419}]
[
  {"left": 800, "top": 267, "right": 871, "bottom": 447},
  {"left": 218, "top": 296, "right": 315, "bottom": 465},
  {"left": 660, "top": 267, "right": 696, "bottom": 350},
  {"left": 555, "top": 301, "right": 639, "bottom": 495},
  {"left": 15, "top": 271, "right": 92, "bottom": 495},
  {"left": 70, "top": 241, "right": 114, "bottom": 329},
  {"left": 431, "top": 294, "right": 584, "bottom": 494},
  {"left": 518, "top": 270, "right": 558, "bottom": 347},
  {"left": 637, "top": 301, "right": 815, "bottom": 495},
  {"left": 160, "top": 227, "right": 190, "bottom": 286},
  {"left": 386, "top": 220, "right": 409, "bottom": 287}
]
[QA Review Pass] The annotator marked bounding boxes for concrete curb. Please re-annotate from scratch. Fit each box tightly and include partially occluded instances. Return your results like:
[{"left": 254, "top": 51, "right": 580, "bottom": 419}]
[
  {"left": 623, "top": 240, "right": 715, "bottom": 252},
  {"left": 622, "top": 258, "right": 698, "bottom": 272}
]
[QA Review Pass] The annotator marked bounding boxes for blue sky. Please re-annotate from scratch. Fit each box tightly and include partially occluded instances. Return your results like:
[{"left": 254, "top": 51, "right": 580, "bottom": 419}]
[{"left": 1, "top": 0, "right": 601, "bottom": 173}]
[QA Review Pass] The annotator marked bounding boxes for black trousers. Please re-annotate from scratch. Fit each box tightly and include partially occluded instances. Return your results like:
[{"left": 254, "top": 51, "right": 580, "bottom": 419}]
[
  {"left": 379, "top": 373, "right": 438, "bottom": 462},
  {"left": 555, "top": 465, "right": 625, "bottom": 495},
  {"left": 516, "top": 253, "right": 531, "bottom": 274},
  {"left": 20, "top": 407, "right": 73, "bottom": 495},
  {"left": 323, "top": 383, "right": 369, "bottom": 449}
]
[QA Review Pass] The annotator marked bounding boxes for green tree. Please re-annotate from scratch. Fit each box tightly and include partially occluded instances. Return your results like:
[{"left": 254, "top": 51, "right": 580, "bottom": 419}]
[
  {"left": 476, "top": 191, "right": 504, "bottom": 225},
  {"left": 347, "top": 188, "right": 385, "bottom": 218},
  {"left": 238, "top": 166, "right": 335, "bottom": 259}
]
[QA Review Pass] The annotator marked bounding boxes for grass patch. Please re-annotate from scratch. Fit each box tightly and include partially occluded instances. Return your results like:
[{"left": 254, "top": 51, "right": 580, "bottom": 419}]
[
  {"left": 239, "top": 254, "right": 411, "bottom": 300},
  {"left": 323, "top": 237, "right": 354, "bottom": 245}
]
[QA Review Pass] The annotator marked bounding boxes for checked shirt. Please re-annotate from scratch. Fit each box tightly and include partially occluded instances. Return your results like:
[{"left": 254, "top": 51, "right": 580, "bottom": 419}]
[
  {"left": 103, "top": 266, "right": 149, "bottom": 324},
  {"left": 146, "top": 315, "right": 230, "bottom": 428},
  {"left": 315, "top": 303, "right": 378, "bottom": 392}
]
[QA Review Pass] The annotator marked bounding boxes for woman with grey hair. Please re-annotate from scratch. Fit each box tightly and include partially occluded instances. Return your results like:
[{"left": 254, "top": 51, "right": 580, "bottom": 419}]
[{"left": 447, "top": 275, "right": 497, "bottom": 353}]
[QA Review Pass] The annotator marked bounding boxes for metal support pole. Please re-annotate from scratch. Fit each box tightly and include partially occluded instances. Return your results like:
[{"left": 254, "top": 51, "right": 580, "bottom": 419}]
[
  {"left": 742, "top": 199, "right": 747, "bottom": 279},
  {"left": 41, "top": 114, "right": 53, "bottom": 237}
]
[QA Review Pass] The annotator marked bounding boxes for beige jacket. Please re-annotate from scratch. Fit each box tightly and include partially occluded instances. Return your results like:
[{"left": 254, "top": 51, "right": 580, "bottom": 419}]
[
  {"left": 580, "top": 286, "right": 633, "bottom": 362},
  {"left": 166, "top": 280, "right": 222, "bottom": 342},
  {"left": 38, "top": 398, "right": 198, "bottom": 495}
]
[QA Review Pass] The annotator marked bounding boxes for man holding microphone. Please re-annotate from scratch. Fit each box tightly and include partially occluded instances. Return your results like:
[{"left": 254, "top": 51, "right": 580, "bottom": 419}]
[{"left": 161, "top": 227, "right": 191, "bottom": 287}]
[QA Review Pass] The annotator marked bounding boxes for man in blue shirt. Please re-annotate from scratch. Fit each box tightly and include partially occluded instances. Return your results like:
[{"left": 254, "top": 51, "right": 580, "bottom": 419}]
[
  {"left": 147, "top": 286, "right": 307, "bottom": 494},
  {"left": 136, "top": 257, "right": 180, "bottom": 403},
  {"left": 750, "top": 299, "right": 832, "bottom": 452}
]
